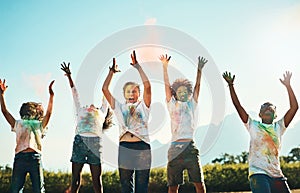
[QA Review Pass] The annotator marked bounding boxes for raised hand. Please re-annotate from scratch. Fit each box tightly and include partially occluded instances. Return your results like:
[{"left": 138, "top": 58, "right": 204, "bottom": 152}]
[
  {"left": 60, "top": 62, "right": 71, "bottom": 75},
  {"left": 0, "top": 79, "right": 8, "bottom": 95},
  {"left": 222, "top": 71, "right": 235, "bottom": 85},
  {"left": 198, "top": 56, "right": 208, "bottom": 70},
  {"left": 49, "top": 80, "right": 55, "bottom": 95},
  {"left": 280, "top": 71, "right": 292, "bottom": 87},
  {"left": 130, "top": 50, "right": 140, "bottom": 69},
  {"left": 109, "top": 58, "right": 121, "bottom": 73},
  {"left": 159, "top": 54, "right": 171, "bottom": 68}
]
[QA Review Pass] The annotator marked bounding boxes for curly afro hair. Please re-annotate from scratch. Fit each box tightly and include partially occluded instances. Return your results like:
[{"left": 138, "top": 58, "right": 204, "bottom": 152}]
[{"left": 171, "top": 78, "right": 193, "bottom": 100}]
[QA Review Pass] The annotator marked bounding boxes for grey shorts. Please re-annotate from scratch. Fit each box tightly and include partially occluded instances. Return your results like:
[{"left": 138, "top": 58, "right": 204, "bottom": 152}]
[
  {"left": 167, "top": 141, "right": 204, "bottom": 186},
  {"left": 70, "top": 135, "right": 102, "bottom": 165}
]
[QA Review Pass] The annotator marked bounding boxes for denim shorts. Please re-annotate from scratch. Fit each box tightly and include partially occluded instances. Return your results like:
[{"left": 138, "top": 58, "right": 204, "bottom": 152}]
[
  {"left": 70, "top": 135, "right": 101, "bottom": 165},
  {"left": 249, "top": 173, "right": 291, "bottom": 193},
  {"left": 167, "top": 141, "right": 204, "bottom": 186}
]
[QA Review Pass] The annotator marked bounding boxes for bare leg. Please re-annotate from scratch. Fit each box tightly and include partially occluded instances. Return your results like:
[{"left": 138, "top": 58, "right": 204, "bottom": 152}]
[
  {"left": 71, "top": 163, "right": 84, "bottom": 193},
  {"left": 168, "top": 185, "right": 179, "bottom": 193},
  {"left": 194, "top": 182, "right": 206, "bottom": 193},
  {"left": 90, "top": 164, "right": 103, "bottom": 193}
]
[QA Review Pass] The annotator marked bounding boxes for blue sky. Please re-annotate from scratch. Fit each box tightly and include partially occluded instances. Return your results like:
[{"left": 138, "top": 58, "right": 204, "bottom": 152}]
[{"left": 1, "top": 1, "right": 300, "bottom": 172}]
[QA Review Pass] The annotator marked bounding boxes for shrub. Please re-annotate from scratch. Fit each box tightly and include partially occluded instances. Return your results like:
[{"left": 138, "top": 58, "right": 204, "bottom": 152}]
[{"left": 0, "top": 162, "right": 299, "bottom": 193}]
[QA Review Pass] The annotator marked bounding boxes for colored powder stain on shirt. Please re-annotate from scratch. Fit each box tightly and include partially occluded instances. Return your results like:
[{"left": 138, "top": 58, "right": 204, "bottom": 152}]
[
  {"left": 83, "top": 113, "right": 94, "bottom": 125},
  {"left": 127, "top": 111, "right": 145, "bottom": 126},
  {"left": 125, "top": 103, "right": 145, "bottom": 126},
  {"left": 258, "top": 124, "right": 279, "bottom": 146},
  {"left": 78, "top": 112, "right": 99, "bottom": 131},
  {"left": 23, "top": 120, "right": 42, "bottom": 150},
  {"left": 173, "top": 103, "right": 189, "bottom": 124},
  {"left": 258, "top": 124, "right": 279, "bottom": 158}
]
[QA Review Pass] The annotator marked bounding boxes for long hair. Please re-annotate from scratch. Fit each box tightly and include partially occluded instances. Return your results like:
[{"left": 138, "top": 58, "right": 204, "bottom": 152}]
[
  {"left": 171, "top": 78, "right": 193, "bottom": 100},
  {"left": 19, "top": 102, "right": 44, "bottom": 121},
  {"left": 102, "top": 108, "right": 113, "bottom": 130}
]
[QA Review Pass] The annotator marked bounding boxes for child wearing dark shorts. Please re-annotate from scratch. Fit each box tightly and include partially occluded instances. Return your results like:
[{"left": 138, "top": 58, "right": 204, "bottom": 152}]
[
  {"left": 167, "top": 141, "right": 203, "bottom": 186},
  {"left": 160, "top": 54, "right": 208, "bottom": 193}
]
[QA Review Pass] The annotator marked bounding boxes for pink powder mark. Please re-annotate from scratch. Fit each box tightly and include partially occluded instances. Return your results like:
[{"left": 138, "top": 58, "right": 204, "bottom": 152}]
[
  {"left": 144, "top": 18, "right": 157, "bottom": 25},
  {"left": 22, "top": 73, "right": 52, "bottom": 101}
]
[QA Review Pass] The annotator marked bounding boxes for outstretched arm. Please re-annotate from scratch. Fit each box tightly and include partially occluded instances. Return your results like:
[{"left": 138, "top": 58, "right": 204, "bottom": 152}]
[
  {"left": 193, "top": 56, "right": 208, "bottom": 103},
  {"left": 280, "top": 71, "right": 298, "bottom": 127},
  {"left": 223, "top": 72, "right": 248, "bottom": 123},
  {"left": 42, "top": 80, "right": 55, "bottom": 128},
  {"left": 130, "top": 50, "right": 151, "bottom": 108},
  {"left": 159, "top": 54, "right": 172, "bottom": 102},
  {"left": 102, "top": 58, "right": 120, "bottom": 109},
  {"left": 0, "top": 79, "right": 15, "bottom": 128},
  {"left": 61, "top": 62, "right": 74, "bottom": 88}
]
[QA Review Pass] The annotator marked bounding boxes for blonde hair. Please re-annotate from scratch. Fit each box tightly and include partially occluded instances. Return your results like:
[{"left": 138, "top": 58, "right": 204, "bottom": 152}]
[{"left": 123, "top": 82, "right": 140, "bottom": 94}]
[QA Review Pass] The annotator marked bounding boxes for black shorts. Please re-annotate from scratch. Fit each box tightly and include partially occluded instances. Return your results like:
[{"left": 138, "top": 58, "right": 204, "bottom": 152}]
[{"left": 167, "top": 141, "right": 204, "bottom": 186}]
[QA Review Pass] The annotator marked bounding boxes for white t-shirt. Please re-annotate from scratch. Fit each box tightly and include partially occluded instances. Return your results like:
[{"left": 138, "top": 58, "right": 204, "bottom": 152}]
[
  {"left": 113, "top": 100, "right": 150, "bottom": 143},
  {"left": 72, "top": 86, "right": 108, "bottom": 136},
  {"left": 167, "top": 96, "right": 198, "bottom": 142},
  {"left": 12, "top": 119, "right": 47, "bottom": 154},
  {"left": 245, "top": 117, "right": 286, "bottom": 177}
]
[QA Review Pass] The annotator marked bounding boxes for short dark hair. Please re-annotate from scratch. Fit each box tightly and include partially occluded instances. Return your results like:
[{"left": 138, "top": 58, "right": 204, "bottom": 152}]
[{"left": 260, "top": 102, "right": 276, "bottom": 112}]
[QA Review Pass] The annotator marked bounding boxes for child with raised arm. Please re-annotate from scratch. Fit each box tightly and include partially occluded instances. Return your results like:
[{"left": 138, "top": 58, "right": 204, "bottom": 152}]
[
  {"left": 61, "top": 62, "right": 112, "bottom": 193},
  {"left": 0, "top": 79, "right": 54, "bottom": 193},
  {"left": 102, "top": 50, "right": 151, "bottom": 193},
  {"left": 160, "top": 54, "right": 207, "bottom": 193},
  {"left": 222, "top": 71, "right": 298, "bottom": 193}
]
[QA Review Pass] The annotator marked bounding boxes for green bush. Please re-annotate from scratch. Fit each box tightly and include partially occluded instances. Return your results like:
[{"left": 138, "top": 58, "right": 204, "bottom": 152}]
[
  {"left": 281, "top": 162, "right": 300, "bottom": 189},
  {"left": 0, "top": 162, "right": 299, "bottom": 193},
  {"left": 204, "top": 163, "right": 249, "bottom": 192}
]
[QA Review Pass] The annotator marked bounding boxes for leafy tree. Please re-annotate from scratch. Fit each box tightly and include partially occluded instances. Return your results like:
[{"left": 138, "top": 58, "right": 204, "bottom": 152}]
[
  {"left": 281, "top": 146, "right": 300, "bottom": 163},
  {"left": 212, "top": 152, "right": 249, "bottom": 164},
  {"left": 235, "top": 151, "right": 249, "bottom": 164}
]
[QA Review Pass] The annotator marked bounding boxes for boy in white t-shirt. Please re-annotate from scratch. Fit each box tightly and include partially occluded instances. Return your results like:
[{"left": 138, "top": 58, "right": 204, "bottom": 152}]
[
  {"left": 223, "top": 71, "right": 298, "bottom": 193},
  {"left": 0, "top": 79, "right": 54, "bottom": 193},
  {"left": 160, "top": 54, "right": 207, "bottom": 193},
  {"left": 102, "top": 50, "right": 152, "bottom": 193}
]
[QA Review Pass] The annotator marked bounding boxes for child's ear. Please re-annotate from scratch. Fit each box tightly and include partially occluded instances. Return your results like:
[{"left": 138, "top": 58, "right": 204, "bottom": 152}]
[{"left": 258, "top": 113, "right": 262, "bottom": 118}]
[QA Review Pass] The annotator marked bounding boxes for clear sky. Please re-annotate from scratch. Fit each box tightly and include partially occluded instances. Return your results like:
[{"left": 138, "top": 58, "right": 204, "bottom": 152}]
[{"left": 1, "top": 1, "right": 300, "bottom": 172}]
